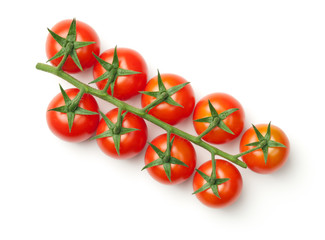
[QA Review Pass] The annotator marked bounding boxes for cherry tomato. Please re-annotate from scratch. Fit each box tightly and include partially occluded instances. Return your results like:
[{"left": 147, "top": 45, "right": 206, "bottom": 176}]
[
  {"left": 46, "top": 19, "right": 100, "bottom": 73},
  {"left": 240, "top": 124, "right": 290, "bottom": 174},
  {"left": 95, "top": 108, "right": 148, "bottom": 159},
  {"left": 141, "top": 74, "right": 195, "bottom": 125},
  {"left": 193, "top": 159, "right": 243, "bottom": 208},
  {"left": 93, "top": 48, "right": 148, "bottom": 100},
  {"left": 144, "top": 134, "right": 196, "bottom": 185},
  {"left": 193, "top": 93, "right": 245, "bottom": 144},
  {"left": 46, "top": 88, "right": 100, "bottom": 142}
]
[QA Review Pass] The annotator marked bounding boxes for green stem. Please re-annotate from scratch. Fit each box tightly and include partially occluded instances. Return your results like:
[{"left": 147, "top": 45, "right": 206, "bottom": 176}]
[
  {"left": 142, "top": 92, "right": 168, "bottom": 112},
  {"left": 56, "top": 42, "right": 73, "bottom": 71},
  {"left": 197, "top": 118, "right": 219, "bottom": 139},
  {"left": 234, "top": 146, "right": 261, "bottom": 158},
  {"left": 234, "top": 139, "right": 267, "bottom": 158},
  {"left": 113, "top": 107, "right": 123, "bottom": 134},
  {"left": 163, "top": 130, "right": 172, "bottom": 162},
  {"left": 68, "top": 87, "right": 85, "bottom": 112},
  {"left": 103, "top": 68, "right": 117, "bottom": 93},
  {"left": 211, "top": 153, "right": 216, "bottom": 179},
  {"left": 36, "top": 63, "right": 247, "bottom": 168},
  {"left": 166, "top": 131, "right": 170, "bottom": 149}
]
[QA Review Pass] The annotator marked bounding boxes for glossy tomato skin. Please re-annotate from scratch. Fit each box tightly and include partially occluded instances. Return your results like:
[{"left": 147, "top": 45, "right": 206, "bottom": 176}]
[
  {"left": 96, "top": 108, "right": 148, "bottom": 159},
  {"left": 193, "top": 93, "right": 245, "bottom": 144},
  {"left": 46, "top": 88, "right": 100, "bottom": 142},
  {"left": 193, "top": 160, "right": 243, "bottom": 208},
  {"left": 144, "top": 134, "right": 196, "bottom": 185},
  {"left": 46, "top": 19, "right": 100, "bottom": 73},
  {"left": 93, "top": 48, "right": 148, "bottom": 100},
  {"left": 141, "top": 74, "right": 195, "bottom": 125},
  {"left": 240, "top": 124, "right": 290, "bottom": 174}
]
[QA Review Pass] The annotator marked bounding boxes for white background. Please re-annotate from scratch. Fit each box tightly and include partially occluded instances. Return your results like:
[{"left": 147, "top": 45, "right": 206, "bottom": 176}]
[{"left": 1, "top": 0, "right": 324, "bottom": 239}]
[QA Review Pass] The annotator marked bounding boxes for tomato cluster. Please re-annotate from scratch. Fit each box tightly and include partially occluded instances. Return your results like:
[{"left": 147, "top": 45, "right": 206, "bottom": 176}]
[{"left": 43, "top": 19, "right": 290, "bottom": 209}]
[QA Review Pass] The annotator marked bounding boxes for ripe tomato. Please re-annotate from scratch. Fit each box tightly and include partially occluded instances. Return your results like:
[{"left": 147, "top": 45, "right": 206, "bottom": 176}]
[
  {"left": 95, "top": 108, "right": 148, "bottom": 159},
  {"left": 141, "top": 74, "right": 195, "bottom": 125},
  {"left": 193, "top": 93, "right": 245, "bottom": 144},
  {"left": 93, "top": 48, "right": 148, "bottom": 100},
  {"left": 193, "top": 159, "right": 243, "bottom": 208},
  {"left": 46, "top": 88, "right": 99, "bottom": 142},
  {"left": 144, "top": 134, "right": 196, "bottom": 185},
  {"left": 240, "top": 124, "right": 290, "bottom": 174},
  {"left": 46, "top": 19, "right": 100, "bottom": 73}
]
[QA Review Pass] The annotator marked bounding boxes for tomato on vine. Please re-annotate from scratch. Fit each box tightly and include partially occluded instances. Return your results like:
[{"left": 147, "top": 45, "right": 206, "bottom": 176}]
[
  {"left": 92, "top": 47, "right": 148, "bottom": 100},
  {"left": 37, "top": 18, "right": 294, "bottom": 210},
  {"left": 93, "top": 108, "right": 148, "bottom": 159},
  {"left": 46, "top": 87, "right": 99, "bottom": 142},
  {"left": 46, "top": 18, "right": 100, "bottom": 73},
  {"left": 141, "top": 72, "right": 195, "bottom": 125},
  {"left": 239, "top": 123, "right": 289, "bottom": 174},
  {"left": 193, "top": 159, "right": 243, "bottom": 208},
  {"left": 142, "top": 133, "right": 196, "bottom": 185},
  {"left": 193, "top": 93, "right": 245, "bottom": 144}
]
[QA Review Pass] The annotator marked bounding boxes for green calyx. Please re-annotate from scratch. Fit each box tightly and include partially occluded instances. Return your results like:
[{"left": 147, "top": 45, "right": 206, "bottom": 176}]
[
  {"left": 194, "top": 100, "right": 239, "bottom": 139},
  {"left": 192, "top": 156, "right": 229, "bottom": 198},
  {"left": 140, "top": 70, "right": 190, "bottom": 112},
  {"left": 48, "top": 85, "right": 98, "bottom": 132},
  {"left": 192, "top": 170, "right": 229, "bottom": 198},
  {"left": 91, "top": 108, "right": 139, "bottom": 155},
  {"left": 89, "top": 46, "right": 141, "bottom": 96},
  {"left": 47, "top": 18, "right": 95, "bottom": 71},
  {"left": 245, "top": 122, "right": 287, "bottom": 164},
  {"left": 142, "top": 132, "right": 188, "bottom": 182}
]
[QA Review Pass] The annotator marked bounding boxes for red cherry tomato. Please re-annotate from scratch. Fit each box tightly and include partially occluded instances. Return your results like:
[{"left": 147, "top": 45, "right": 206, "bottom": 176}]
[
  {"left": 144, "top": 134, "right": 196, "bottom": 185},
  {"left": 141, "top": 74, "right": 195, "bottom": 125},
  {"left": 193, "top": 93, "right": 245, "bottom": 144},
  {"left": 193, "top": 159, "right": 243, "bottom": 208},
  {"left": 93, "top": 48, "right": 148, "bottom": 100},
  {"left": 46, "top": 19, "right": 100, "bottom": 73},
  {"left": 95, "top": 108, "right": 148, "bottom": 159},
  {"left": 240, "top": 124, "right": 290, "bottom": 174},
  {"left": 46, "top": 88, "right": 100, "bottom": 142}
]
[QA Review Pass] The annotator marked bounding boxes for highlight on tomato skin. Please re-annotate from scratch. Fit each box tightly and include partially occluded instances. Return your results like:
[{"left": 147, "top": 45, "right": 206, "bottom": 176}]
[
  {"left": 46, "top": 88, "right": 100, "bottom": 143},
  {"left": 240, "top": 124, "right": 290, "bottom": 174},
  {"left": 193, "top": 159, "right": 243, "bottom": 208},
  {"left": 141, "top": 73, "right": 195, "bottom": 125},
  {"left": 46, "top": 19, "right": 100, "bottom": 73},
  {"left": 93, "top": 47, "right": 148, "bottom": 100},
  {"left": 193, "top": 92, "right": 245, "bottom": 144},
  {"left": 95, "top": 108, "right": 148, "bottom": 160},
  {"left": 144, "top": 134, "right": 197, "bottom": 185}
]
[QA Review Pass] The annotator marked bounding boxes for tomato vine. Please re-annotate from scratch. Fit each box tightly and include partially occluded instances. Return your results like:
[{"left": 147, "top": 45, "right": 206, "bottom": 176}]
[
  {"left": 36, "top": 62, "right": 247, "bottom": 168},
  {"left": 37, "top": 18, "right": 290, "bottom": 208}
]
